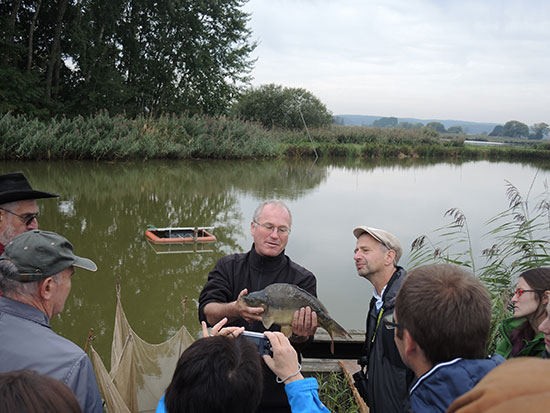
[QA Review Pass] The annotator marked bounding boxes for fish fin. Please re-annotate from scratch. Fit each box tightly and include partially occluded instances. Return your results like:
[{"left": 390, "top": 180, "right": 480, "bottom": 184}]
[
  {"left": 330, "top": 337, "right": 335, "bottom": 355},
  {"left": 262, "top": 315, "right": 274, "bottom": 329},
  {"left": 325, "top": 319, "right": 352, "bottom": 339},
  {"left": 281, "top": 325, "right": 292, "bottom": 337}
]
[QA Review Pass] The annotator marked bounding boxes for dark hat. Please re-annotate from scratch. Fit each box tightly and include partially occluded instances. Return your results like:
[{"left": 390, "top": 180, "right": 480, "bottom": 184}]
[
  {"left": 0, "top": 230, "right": 97, "bottom": 282},
  {"left": 0, "top": 172, "right": 58, "bottom": 205},
  {"left": 353, "top": 226, "right": 403, "bottom": 263}
]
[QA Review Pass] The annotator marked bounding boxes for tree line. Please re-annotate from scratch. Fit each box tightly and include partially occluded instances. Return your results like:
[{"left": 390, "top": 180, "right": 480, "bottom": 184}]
[
  {"left": 489, "top": 121, "right": 549, "bottom": 140},
  {"left": 0, "top": 0, "right": 256, "bottom": 118}
]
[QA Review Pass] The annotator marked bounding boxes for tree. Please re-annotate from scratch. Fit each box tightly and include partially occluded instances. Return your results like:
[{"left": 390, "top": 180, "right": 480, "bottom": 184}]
[
  {"left": 530, "top": 123, "right": 549, "bottom": 140},
  {"left": 232, "top": 84, "right": 333, "bottom": 129},
  {"left": 447, "top": 126, "right": 464, "bottom": 134},
  {"left": 426, "top": 122, "right": 446, "bottom": 133},
  {"left": 373, "top": 117, "right": 398, "bottom": 128},
  {"left": 0, "top": 0, "right": 257, "bottom": 117},
  {"left": 489, "top": 125, "right": 504, "bottom": 136},
  {"left": 398, "top": 121, "right": 422, "bottom": 130},
  {"left": 503, "top": 120, "right": 529, "bottom": 138}
]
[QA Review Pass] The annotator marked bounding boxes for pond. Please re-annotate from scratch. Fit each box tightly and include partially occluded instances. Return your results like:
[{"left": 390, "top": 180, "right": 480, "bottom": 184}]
[{"left": 2, "top": 158, "right": 550, "bottom": 364}]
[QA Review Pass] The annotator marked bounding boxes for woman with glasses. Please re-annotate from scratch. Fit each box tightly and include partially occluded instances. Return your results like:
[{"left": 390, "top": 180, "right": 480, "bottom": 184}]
[
  {"left": 538, "top": 291, "right": 550, "bottom": 358},
  {"left": 495, "top": 267, "right": 550, "bottom": 358}
]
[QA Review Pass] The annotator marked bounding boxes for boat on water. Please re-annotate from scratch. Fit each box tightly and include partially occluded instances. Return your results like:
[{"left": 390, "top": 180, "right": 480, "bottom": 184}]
[{"left": 145, "top": 226, "right": 216, "bottom": 244}]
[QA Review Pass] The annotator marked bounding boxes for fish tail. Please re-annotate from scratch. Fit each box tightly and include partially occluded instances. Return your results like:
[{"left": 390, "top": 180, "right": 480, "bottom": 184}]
[{"left": 327, "top": 319, "right": 352, "bottom": 339}]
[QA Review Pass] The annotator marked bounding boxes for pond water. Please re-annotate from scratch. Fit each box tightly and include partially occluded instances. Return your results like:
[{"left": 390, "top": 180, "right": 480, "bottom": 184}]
[{"left": 2, "top": 158, "right": 550, "bottom": 364}]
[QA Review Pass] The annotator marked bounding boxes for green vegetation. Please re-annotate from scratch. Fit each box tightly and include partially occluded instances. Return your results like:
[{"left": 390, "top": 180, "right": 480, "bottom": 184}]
[
  {"left": 232, "top": 84, "right": 333, "bottom": 129},
  {"left": 409, "top": 179, "right": 550, "bottom": 353},
  {"left": 490, "top": 121, "right": 549, "bottom": 140},
  {"left": 2, "top": 112, "right": 550, "bottom": 161},
  {"left": 313, "top": 372, "right": 360, "bottom": 412},
  {"left": 0, "top": 0, "right": 255, "bottom": 118}
]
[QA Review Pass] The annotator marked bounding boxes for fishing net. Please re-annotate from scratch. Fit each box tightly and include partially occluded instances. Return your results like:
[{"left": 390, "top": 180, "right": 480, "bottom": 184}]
[{"left": 90, "top": 286, "right": 195, "bottom": 413}]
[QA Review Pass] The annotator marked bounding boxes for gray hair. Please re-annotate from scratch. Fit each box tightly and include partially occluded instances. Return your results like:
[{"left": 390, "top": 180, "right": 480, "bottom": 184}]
[
  {"left": 0, "top": 201, "right": 19, "bottom": 246},
  {"left": 0, "top": 260, "right": 62, "bottom": 299},
  {"left": 252, "top": 200, "right": 292, "bottom": 227}
]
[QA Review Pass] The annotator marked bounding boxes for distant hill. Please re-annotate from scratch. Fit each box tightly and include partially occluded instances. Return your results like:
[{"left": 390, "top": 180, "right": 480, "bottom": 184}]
[{"left": 334, "top": 114, "right": 499, "bottom": 135}]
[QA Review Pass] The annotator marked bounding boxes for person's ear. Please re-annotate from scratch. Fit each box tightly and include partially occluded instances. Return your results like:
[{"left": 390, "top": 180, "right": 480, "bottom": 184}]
[
  {"left": 385, "top": 249, "right": 396, "bottom": 266},
  {"left": 40, "top": 277, "right": 55, "bottom": 301},
  {"left": 402, "top": 329, "right": 417, "bottom": 356},
  {"left": 543, "top": 291, "right": 550, "bottom": 305}
]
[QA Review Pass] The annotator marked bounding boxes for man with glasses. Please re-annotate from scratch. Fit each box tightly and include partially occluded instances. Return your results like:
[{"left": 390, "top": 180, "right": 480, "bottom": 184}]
[
  {"left": 0, "top": 172, "right": 58, "bottom": 255},
  {"left": 199, "top": 200, "right": 317, "bottom": 412},
  {"left": 392, "top": 263, "right": 504, "bottom": 412},
  {"left": 352, "top": 226, "right": 414, "bottom": 413}
]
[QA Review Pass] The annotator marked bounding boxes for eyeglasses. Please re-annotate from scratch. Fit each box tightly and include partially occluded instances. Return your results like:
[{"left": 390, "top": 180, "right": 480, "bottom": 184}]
[
  {"left": 513, "top": 288, "right": 541, "bottom": 298},
  {"left": 254, "top": 221, "right": 291, "bottom": 235},
  {"left": 0, "top": 207, "right": 39, "bottom": 226},
  {"left": 383, "top": 314, "right": 402, "bottom": 330}
]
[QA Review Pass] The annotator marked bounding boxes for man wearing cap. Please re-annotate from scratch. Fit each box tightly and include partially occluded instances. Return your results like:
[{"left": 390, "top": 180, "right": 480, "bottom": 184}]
[
  {"left": 0, "top": 230, "right": 102, "bottom": 413},
  {"left": 0, "top": 172, "right": 58, "bottom": 255},
  {"left": 352, "top": 226, "right": 414, "bottom": 413}
]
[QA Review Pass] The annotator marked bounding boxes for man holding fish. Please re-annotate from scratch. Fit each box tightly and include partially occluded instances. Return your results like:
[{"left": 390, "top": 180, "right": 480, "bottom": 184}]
[
  {"left": 352, "top": 226, "right": 415, "bottom": 413},
  {"left": 199, "top": 200, "right": 318, "bottom": 413}
]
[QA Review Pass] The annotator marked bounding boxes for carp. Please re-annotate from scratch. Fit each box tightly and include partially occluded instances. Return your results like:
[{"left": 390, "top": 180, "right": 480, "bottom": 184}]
[{"left": 242, "top": 283, "right": 351, "bottom": 354}]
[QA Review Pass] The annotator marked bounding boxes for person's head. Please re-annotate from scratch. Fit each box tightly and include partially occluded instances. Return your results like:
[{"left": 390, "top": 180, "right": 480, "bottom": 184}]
[
  {"left": 164, "top": 335, "right": 263, "bottom": 413},
  {"left": 353, "top": 226, "right": 402, "bottom": 280},
  {"left": 0, "top": 172, "right": 58, "bottom": 246},
  {"left": 538, "top": 292, "right": 550, "bottom": 352},
  {"left": 393, "top": 264, "right": 491, "bottom": 370},
  {"left": 511, "top": 268, "right": 550, "bottom": 322},
  {"left": 0, "top": 370, "right": 82, "bottom": 413},
  {"left": 0, "top": 230, "right": 97, "bottom": 318},
  {"left": 251, "top": 200, "right": 292, "bottom": 257}
]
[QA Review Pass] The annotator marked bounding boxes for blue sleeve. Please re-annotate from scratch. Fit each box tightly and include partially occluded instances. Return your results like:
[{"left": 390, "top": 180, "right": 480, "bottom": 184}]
[
  {"left": 156, "top": 395, "right": 167, "bottom": 413},
  {"left": 67, "top": 353, "right": 103, "bottom": 413},
  {"left": 285, "top": 377, "right": 331, "bottom": 413}
]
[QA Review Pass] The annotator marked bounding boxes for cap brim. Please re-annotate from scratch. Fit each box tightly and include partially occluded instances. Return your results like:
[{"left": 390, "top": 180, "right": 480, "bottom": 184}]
[{"left": 73, "top": 256, "right": 97, "bottom": 272}]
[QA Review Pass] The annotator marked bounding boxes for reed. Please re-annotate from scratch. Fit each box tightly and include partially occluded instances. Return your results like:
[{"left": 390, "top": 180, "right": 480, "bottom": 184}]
[
  {"left": 312, "top": 372, "right": 360, "bottom": 412},
  {"left": 409, "top": 177, "right": 550, "bottom": 353},
  {"left": 2, "top": 113, "right": 550, "bottom": 161}
]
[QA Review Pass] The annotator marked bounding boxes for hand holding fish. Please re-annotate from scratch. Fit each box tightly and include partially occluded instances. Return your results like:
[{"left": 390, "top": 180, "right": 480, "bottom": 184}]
[
  {"left": 201, "top": 318, "right": 244, "bottom": 338},
  {"left": 235, "top": 288, "right": 265, "bottom": 322},
  {"left": 263, "top": 332, "right": 304, "bottom": 384},
  {"left": 291, "top": 306, "right": 318, "bottom": 341}
]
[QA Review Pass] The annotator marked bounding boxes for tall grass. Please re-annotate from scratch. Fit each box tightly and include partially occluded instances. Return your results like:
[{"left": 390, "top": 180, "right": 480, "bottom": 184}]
[
  {"left": 2, "top": 112, "right": 550, "bottom": 161},
  {"left": 312, "top": 372, "right": 360, "bottom": 412},
  {"left": 409, "top": 176, "right": 550, "bottom": 353}
]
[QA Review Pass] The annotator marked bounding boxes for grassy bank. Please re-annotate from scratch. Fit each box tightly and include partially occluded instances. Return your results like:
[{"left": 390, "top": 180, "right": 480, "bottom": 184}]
[{"left": 2, "top": 112, "right": 550, "bottom": 161}]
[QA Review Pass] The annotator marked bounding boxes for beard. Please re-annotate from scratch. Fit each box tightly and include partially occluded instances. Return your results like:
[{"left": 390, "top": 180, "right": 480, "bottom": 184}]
[{"left": 0, "top": 223, "right": 16, "bottom": 246}]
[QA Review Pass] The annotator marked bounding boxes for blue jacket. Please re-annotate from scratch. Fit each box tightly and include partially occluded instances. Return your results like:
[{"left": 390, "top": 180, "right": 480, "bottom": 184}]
[
  {"left": 156, "top": 378, "right": 329, "bottom": 413},
  {"left": 409, "top": 355, "right": 505, "bottom": 412},
  {"left": 0, "top": 296, "right": 103, "bottom": 413}
]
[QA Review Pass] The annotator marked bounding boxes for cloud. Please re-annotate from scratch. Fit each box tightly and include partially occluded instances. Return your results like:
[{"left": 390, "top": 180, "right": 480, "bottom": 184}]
[{"left": 243, "top": 0, "right": 550, "bottom": 124}]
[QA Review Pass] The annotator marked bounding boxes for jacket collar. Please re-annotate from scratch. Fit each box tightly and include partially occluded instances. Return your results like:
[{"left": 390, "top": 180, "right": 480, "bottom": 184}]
[
  {"left": 249, "top": 244, "right": 287, "bottom": 271},
  {"left": 0, "top": 296, "right": 51, "bottom": 327}
]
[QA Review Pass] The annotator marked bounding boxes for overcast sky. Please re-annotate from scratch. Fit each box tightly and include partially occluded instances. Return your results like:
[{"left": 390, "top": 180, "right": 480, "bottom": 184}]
[{"left": 243, "top": 0, "right": 549, "bottom": 125}]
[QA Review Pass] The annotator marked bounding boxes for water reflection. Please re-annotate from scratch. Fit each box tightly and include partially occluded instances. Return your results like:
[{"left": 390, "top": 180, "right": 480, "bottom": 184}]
[{"left": 2, "top": 158, "right": 550, "bottom": 366}]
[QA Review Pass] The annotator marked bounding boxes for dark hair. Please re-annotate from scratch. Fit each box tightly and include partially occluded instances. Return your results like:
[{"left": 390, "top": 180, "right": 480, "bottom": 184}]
[
  {"left": 395, "top": 264, "right": 491, "bottom": 365},
  {"left": 164, "top": 335, "right": 263, "bottom": 413},
  {"left": 519, "top": 267, "right": 550, "bottom": 320},
  {"left": 0, "top": 370, "right": 82, "bottom": 413}
]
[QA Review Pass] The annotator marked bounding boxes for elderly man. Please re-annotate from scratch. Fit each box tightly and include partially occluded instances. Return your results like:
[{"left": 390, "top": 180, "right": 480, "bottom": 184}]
[
  {"left": 392, "top": 264, "right": 504, "bottom": 412},
  {"left": 0, "top": 230, "right": 102, "bottom": 413},
  {"left": 352, "top": 226, "right": 414, "bottom": 413},
  {"left": 199, "top": 200, "right": 318, "bottom": 412},
  {"left": 0, "top": 172, "right": 58, "bottom": 255}
]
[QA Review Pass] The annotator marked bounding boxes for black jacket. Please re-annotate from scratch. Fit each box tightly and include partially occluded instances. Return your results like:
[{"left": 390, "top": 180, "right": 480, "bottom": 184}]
[
  {"left": 198, "top": 245, "right": 317, "bottom": 413},
  {"left": 360, "top": 267, "right": 415, "bottom": 413}
]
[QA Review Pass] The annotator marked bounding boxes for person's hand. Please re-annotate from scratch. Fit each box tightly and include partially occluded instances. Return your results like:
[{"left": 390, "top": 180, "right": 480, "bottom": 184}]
[
  {"left": 291, "top": 306, "right": 318, "bottom": 337},
  {"left": 263, "top": 332, "right": 304, "bottom": 384},
  {"left": 235, "top": 289, "right": 264, "bottom": 323},
  {"left": 201, "top": 318, "right": 244, "bottom": 338}
]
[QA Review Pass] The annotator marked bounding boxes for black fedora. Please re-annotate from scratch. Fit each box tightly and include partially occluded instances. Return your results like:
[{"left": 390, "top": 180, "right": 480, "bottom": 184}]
[{"left": 0, "top": 172, "right": 58, "bottom": 205}]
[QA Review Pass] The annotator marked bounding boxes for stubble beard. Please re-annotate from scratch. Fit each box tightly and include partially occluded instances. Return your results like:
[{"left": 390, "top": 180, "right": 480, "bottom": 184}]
[{"left": 0, "top": 222, "right": 16, "bottom": 246}]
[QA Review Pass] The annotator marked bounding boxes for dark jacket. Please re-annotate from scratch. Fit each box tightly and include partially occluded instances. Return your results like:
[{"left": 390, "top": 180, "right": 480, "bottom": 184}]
[
  {"left": 495, "top": 316, "right": 546, "bottom": 358},
  {"left": 359, "top": 267, "right": 414, "bottom": 413},
  {"left": 198, "top": 245, "right": 317, "bottom": 413},
  {"left": 410, "top": 355, "right": 505, "bottom": 412}
]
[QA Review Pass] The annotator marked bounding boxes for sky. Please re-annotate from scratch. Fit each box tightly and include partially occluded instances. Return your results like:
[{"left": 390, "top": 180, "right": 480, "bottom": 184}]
[{"left": 242, "top": 0, "right": 550, "bottom": 125}]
